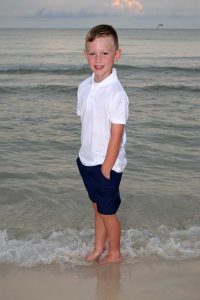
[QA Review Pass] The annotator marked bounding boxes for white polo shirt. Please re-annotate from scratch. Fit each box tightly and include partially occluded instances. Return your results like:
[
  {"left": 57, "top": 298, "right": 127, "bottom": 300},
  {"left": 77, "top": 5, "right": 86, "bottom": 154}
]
[{"left": 77, "top": 68, "right": 129, "bottom": 173}]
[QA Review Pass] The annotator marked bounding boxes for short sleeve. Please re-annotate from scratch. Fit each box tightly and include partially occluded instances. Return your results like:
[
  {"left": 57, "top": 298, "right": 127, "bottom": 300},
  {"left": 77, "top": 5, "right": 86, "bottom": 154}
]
[
  {"left": 109, "top": 91, "right": 129, "bottom": 124},
  {"left": 77, "top": 87, "right": 81, "bottom": 116}
]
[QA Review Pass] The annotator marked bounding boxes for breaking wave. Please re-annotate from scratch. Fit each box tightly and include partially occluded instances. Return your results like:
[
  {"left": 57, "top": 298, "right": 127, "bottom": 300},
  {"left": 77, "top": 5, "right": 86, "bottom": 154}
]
[
  {"left": 0, "top": 226, "right": 200, "bottom": 267},
  {"left": 0, "top": 64, "right": 200, "bottom": 75}
]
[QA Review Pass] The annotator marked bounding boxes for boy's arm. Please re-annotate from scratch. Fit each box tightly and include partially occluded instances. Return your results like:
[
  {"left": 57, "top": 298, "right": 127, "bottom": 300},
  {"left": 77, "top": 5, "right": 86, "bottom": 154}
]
[{"left": 101, "top": 123, "right": 124, "bottom": 179}]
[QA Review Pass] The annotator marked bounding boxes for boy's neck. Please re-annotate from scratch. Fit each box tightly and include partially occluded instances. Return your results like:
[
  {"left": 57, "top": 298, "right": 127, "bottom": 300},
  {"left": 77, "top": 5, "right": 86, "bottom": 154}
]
[{"left": 93, "top": 69, "right": 113, "bottom": 83}]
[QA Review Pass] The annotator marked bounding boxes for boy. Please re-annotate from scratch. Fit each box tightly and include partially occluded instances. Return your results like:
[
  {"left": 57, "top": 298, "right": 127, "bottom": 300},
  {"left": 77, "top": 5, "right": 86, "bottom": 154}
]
[{"left": 76, "top": 24, "right": 129, "bottom": 264}]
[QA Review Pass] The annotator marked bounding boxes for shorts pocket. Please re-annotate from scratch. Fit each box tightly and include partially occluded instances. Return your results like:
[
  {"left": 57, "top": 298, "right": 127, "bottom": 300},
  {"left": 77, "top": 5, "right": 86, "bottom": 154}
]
[{"left": 99, "top": 166, "right": 111, "bottom": 182}]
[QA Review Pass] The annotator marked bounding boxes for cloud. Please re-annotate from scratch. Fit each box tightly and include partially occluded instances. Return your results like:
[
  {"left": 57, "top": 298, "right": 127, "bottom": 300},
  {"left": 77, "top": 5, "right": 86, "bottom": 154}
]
[
  {"left": 27, "top": 8, "right": 120, "bottom": 19},
  {"left": 111, "top": 0, "right": 143, "bottom": 14},
  {"left": 1, "top": 0, "right": 199, "bottom": 28}
]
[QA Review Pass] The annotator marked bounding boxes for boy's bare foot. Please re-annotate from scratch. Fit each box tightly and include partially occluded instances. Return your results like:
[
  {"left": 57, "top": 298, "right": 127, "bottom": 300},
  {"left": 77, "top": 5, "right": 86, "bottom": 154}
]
[
  {"left": 85, "top": 249, "right": 105, "bottom": 262},
  {"left": 99, "top": 255, "right": 123, "bottom": 265}
]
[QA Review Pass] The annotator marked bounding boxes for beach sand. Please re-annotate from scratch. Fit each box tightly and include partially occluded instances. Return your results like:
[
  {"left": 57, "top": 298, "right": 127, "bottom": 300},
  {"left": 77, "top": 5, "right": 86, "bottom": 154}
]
[{"left": 0, "top": 259, "right": 199, "bottom": 300}]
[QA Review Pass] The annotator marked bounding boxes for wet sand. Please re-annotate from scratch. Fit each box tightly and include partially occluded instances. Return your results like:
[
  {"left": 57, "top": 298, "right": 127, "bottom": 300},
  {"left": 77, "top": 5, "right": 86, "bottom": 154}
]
[{"left": 0, "top": 259, "right": 200, "bottom": 300}]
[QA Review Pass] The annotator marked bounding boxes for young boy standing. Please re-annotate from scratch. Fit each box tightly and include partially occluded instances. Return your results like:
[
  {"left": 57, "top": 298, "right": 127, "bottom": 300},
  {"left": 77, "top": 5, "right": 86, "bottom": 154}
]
[{"left": 76, "top": 24, "right": 129, "bottom": 264}]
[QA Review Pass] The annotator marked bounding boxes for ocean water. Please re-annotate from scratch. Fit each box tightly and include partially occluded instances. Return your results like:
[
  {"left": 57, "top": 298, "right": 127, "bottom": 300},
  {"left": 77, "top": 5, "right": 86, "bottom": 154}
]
[{"left": 0, "top": 29, "right": 200, "bottom": 267}]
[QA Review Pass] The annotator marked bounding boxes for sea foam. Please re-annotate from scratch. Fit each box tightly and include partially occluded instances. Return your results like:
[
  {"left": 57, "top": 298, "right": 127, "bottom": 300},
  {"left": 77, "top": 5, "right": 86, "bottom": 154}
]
[{"left": 0, "top": 226, "right": 200, "bottom": 267}]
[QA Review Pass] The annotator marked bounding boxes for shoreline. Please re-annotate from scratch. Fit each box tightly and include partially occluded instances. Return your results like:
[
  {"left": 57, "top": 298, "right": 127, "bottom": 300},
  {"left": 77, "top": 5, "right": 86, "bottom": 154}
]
[{"left": 0, "top": 259, "right": 200, "bottom": 300}]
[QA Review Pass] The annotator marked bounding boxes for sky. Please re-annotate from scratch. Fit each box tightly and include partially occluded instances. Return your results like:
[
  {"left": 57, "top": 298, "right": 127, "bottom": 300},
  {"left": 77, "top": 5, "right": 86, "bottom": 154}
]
[{"left": 0, "top": 0, "right": 200, "bottom": 29}]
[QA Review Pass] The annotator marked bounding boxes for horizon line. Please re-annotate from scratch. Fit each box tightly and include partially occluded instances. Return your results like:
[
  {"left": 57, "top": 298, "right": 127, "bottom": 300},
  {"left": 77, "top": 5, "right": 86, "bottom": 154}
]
[{"left": 0, "top": 26, "right": 200, "bottom": 30}]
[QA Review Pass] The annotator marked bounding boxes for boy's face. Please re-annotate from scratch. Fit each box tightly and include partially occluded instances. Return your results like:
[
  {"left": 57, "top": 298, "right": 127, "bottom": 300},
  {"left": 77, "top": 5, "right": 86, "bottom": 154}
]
[{"left": 84, "top": 36, "right": 121, "bottom": 82}]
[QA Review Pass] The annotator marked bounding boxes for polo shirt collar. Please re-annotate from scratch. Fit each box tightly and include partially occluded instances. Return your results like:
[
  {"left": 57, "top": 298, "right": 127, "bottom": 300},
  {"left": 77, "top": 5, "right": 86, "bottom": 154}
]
[{"left": 91, "top": 68, "right": 118, "bottom": 87}]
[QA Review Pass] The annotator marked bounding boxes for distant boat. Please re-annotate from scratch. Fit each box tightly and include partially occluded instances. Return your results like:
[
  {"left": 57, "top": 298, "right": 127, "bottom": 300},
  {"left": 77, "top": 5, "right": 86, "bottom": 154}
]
[{"left": 156, "top": 24, "right": 164, "bottom": 29}]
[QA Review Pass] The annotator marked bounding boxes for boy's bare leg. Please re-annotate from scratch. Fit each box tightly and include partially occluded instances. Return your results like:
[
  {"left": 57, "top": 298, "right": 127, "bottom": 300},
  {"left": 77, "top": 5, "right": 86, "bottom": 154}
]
[
  {"left": 98, "top": 214, "right": 122, "bottom": 264},
  {"left": 85, "top": 203, "right": 107, "bottom": 261}
]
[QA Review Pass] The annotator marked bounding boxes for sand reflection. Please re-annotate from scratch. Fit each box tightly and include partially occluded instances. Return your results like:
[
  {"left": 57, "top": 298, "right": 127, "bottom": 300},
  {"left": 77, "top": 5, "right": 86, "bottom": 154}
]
[{"left": 94, "top": 263, "right": 121, "bottom": 300}]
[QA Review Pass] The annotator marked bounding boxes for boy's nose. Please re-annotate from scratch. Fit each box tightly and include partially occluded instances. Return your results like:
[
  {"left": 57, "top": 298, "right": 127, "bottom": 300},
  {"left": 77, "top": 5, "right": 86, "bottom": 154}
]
[{"left": 96, "top": 53, "right": 102, "bottom": 62}]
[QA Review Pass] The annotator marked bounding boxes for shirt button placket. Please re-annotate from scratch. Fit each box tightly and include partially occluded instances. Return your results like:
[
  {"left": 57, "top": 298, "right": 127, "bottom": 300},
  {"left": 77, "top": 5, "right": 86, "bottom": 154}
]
[{"left": 90, "top": 84, "right": 96, "bottom": 98}]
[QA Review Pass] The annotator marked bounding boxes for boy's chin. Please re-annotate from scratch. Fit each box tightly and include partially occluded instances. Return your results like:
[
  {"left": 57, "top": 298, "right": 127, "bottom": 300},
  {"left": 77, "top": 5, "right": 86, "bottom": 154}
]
[{"left": 94, "top": 69, "right": 112, "bottom": 77}]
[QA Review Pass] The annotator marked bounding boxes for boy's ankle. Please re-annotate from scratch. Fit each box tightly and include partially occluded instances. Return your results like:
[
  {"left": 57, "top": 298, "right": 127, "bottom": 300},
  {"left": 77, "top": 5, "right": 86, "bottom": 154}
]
[
  {"left": 108, "top": 251, "right": 121, "bottom": 258},
  {"left": 94, "top": 246, "right": 105, "bottom": 253}
]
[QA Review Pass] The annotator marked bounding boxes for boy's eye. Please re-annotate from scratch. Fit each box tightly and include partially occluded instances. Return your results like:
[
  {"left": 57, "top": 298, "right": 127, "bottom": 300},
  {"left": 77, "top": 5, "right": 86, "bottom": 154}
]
[
  {"left": 103, "top": 52, "right": 108, "bottom": 55},
  {"left": 89, "top": 52, "right": 95, "bottom": 56}
]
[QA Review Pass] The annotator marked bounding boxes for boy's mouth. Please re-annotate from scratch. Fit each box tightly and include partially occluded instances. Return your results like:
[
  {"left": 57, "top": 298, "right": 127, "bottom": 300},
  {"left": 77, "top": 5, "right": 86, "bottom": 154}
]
[{"left": 94, "top": 65, "right": 104, "bottom": 70}]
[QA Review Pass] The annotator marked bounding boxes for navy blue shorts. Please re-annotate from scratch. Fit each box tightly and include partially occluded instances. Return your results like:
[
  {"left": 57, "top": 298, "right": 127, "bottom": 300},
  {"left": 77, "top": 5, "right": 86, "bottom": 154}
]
[{"left": 76, "top": 157, "right": 122, "bottom": 215}]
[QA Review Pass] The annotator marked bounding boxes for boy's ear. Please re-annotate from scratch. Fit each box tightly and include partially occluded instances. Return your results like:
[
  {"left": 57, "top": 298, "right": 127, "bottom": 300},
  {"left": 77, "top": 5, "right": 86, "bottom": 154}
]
[
  {"left": 114, "top": 48, "right": 122, "bottom": 62},
  {"left": 83, "top": 49, "right": 87, "bottom": 58}
]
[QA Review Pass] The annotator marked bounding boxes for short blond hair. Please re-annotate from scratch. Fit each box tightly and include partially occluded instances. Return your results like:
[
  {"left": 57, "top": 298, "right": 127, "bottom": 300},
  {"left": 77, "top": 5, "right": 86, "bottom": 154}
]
[{"left": 85, "top": 24, "right": 119, "bottom": 49}]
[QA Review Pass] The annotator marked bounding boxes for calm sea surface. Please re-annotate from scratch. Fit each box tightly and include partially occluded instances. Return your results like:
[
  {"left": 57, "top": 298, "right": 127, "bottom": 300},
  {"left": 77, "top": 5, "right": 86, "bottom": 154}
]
[{"left": 0, "top": 29, "right": 200, "bottom": 266}]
